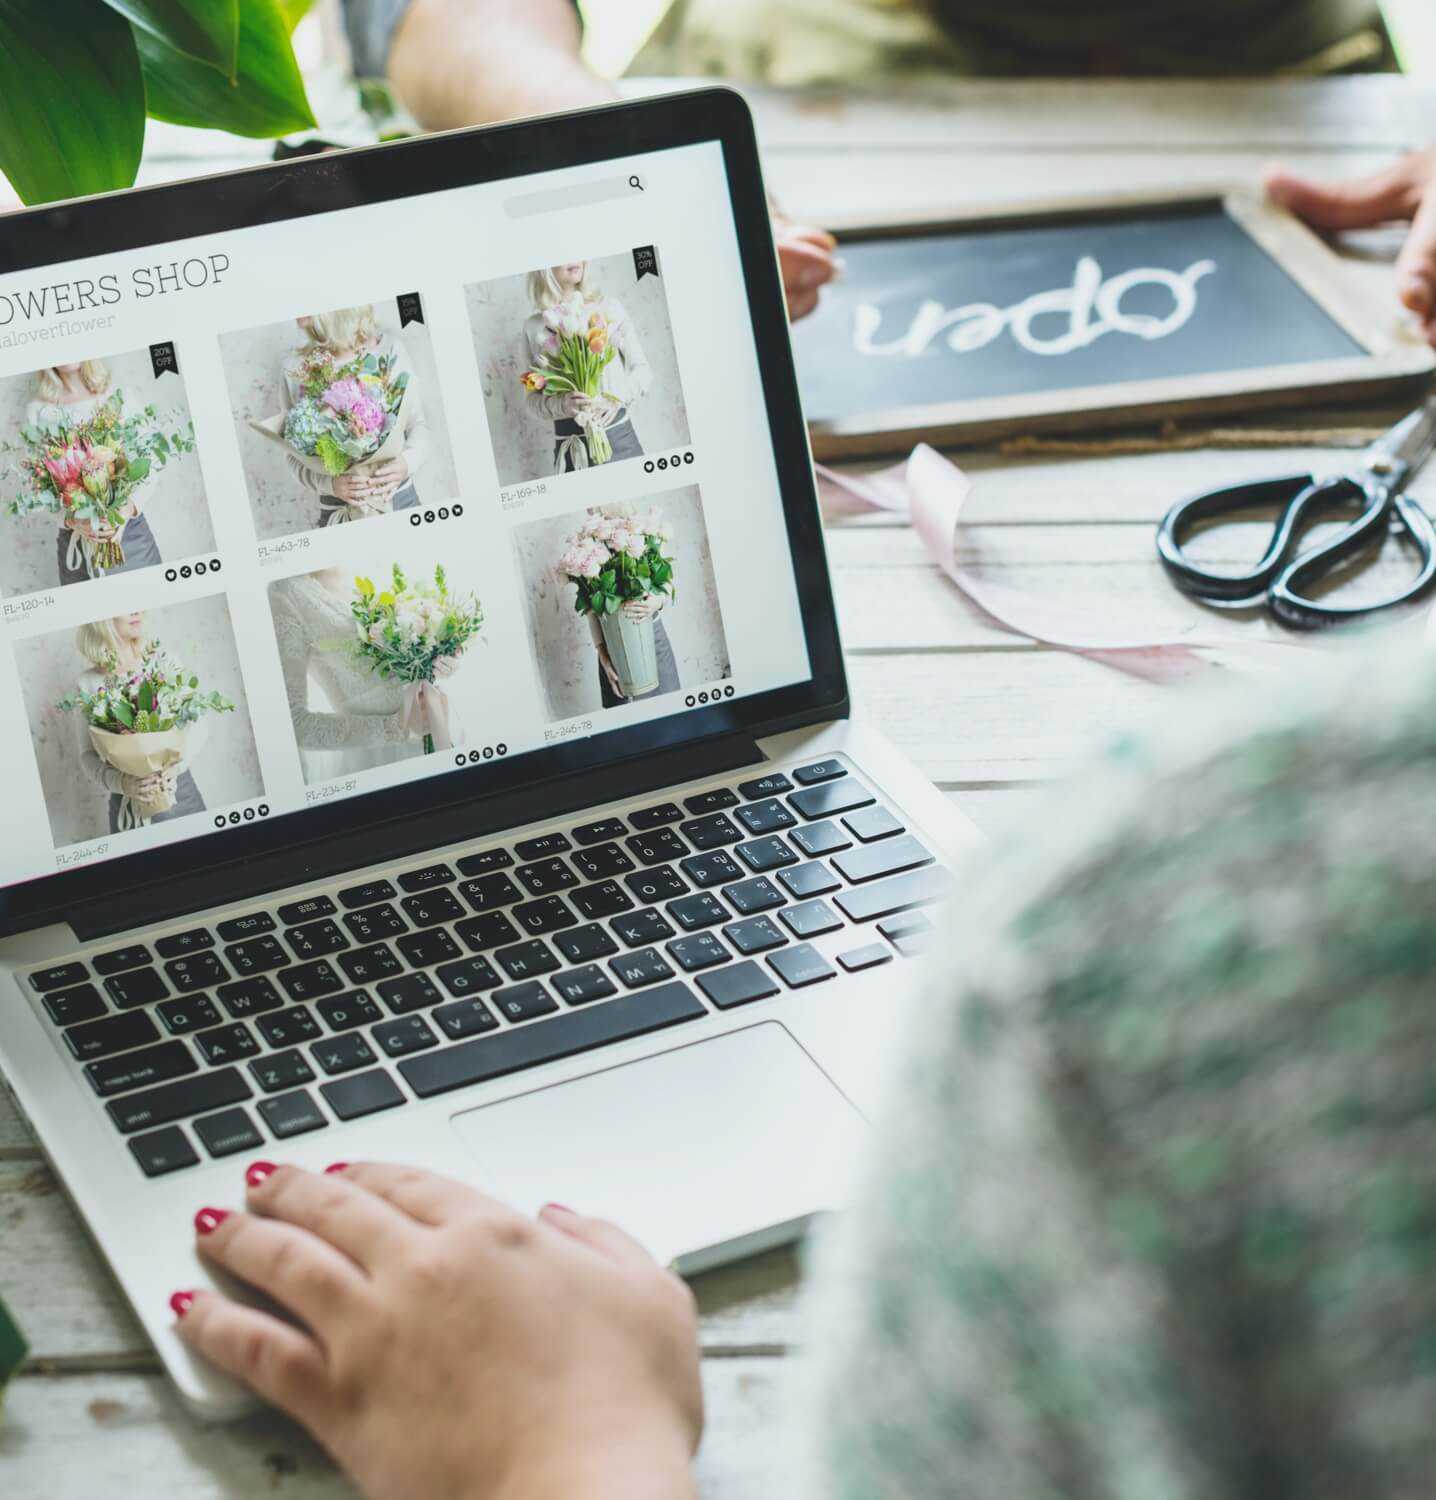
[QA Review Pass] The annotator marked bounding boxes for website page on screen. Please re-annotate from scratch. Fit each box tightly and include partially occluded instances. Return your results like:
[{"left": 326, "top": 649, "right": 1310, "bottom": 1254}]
[{"left": 0, "top": 141, "right": 812, "bottom": 892}]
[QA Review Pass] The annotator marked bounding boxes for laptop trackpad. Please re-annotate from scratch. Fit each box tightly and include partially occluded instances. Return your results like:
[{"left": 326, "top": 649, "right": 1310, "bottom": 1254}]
[{"left": 449, "top": 1022, "right": 868, "bottom": 1269}]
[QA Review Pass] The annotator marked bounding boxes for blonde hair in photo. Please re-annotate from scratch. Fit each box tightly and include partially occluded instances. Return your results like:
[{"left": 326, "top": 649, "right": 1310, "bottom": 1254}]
[
  {"left": 74, "top": 615, "right": 132, "bottom": 670},
  {"left": 527, "top": 264, "right": 595, "bottom": 310},
  {"left": 304, "top": 305, "right": 379, "bottom": 350},
  {"left": 35, "top": 361, "right": 111, "bottom": 402}
]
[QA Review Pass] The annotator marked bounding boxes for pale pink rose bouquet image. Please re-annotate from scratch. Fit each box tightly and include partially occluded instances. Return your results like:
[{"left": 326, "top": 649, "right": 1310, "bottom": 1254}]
[{"left": 520, "top": 295, "right": 621, "bottom": 466}]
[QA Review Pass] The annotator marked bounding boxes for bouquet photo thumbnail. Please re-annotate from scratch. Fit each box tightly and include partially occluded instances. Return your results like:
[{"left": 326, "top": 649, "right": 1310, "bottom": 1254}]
[
  {"left": 2, "top": 396, "right": 195, "bottom": 572},
  {"left": 57, "top": 641, "right": 234, "bottom": 826},
  {"left": 350, "top": 563, "right": 484, "bottom": 753},
  {"left": 520, "top": 295, "right": 621, "bottom": 467},
  {"left": 558, "top": 507, "right": 676, "bottom": 698},
  {"left": 251, "top": 344, "right": 411, "bottom": 522}
]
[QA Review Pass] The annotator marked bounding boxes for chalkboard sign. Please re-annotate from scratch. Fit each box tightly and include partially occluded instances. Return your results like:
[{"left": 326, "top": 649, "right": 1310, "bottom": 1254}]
[{"left": 793, "top": 190, "right": 1435, "bottom": 458}]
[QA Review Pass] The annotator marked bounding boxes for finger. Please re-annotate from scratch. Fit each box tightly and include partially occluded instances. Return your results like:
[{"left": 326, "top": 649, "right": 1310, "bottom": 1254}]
[
  {"left": 331, "top": 1161, "right": 503, "bottom": 1227},
  {"left": 174, "top": 1289, "right": 329, "bottom": 1423},
  {"left": 1264, "top": 157, "right": 1424, "bottom": 231},
  {"left": 244, "top": 1161, "right": 414, "bottom": 1271},
  {"left": 786, "top": 222, "right": 839, "bottom": 253},
  {"left": 537, "top": 1204, "right": 657, "bottom": 1269},
  {"left": 779, "top": 238, "right": 837, "bottom": 298},
  {"left": 786, "top": 287, "right": 821, "bottom": 322},
  {"left": 1395, "top": 183, "right": 1436, "bottom": 318}
]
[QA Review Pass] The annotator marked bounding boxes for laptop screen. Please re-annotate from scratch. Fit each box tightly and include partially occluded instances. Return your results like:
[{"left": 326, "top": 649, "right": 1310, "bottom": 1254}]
[{"left": 0, "top": 129, "right": 816, "bottom": 900}]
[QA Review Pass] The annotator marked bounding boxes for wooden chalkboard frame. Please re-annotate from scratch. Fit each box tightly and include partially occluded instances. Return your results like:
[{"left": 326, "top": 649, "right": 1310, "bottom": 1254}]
[{"left": 805, "top": 187, "right": 1436, "bottom": 459}]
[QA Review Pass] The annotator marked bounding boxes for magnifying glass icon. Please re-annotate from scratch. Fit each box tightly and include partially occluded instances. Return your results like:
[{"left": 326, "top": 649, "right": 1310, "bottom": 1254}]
[{"left": 629, "top": 175, "right": 644, "bottom": 191}]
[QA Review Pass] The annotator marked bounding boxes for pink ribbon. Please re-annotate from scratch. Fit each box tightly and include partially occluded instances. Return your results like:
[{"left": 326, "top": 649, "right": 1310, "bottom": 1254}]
[{"left": 400, "top": 681, "right": 460, "bottom": 750}]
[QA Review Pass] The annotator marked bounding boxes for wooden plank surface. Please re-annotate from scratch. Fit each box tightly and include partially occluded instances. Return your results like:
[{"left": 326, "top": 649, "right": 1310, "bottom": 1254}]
[{"left": 6, "top": 73, "right": 1431, "bottom": 1496}]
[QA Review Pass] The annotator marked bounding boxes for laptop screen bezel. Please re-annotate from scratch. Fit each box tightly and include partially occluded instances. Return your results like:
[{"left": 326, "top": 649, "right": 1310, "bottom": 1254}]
[{"left": 0, "top": 87, "right": 847, "bottom": 939}]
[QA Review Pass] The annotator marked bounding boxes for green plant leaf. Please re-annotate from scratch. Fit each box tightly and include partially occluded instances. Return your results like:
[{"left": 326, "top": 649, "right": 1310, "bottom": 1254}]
[
  {"left": 0, "top": 0, "right": 145, "bottom": 204},
  {"left": 138, "top": 0, "right": 315, "bottom": 138},
  {"left": 102, "top": 0, "right": 238, "bottom": 72},
  {"left": 276, "top": 0, "right": 313, "bottom": 28}
]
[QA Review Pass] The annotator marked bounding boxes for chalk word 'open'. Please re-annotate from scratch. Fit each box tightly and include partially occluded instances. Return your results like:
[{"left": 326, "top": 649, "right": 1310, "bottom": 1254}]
[{"left": 853, "top": 256, "right": 1219, "bottom": 360}]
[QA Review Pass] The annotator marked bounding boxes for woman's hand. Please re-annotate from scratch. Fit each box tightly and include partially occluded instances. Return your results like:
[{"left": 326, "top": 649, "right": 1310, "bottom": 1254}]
[
  {"left": 174, "top": 1163, "right": 703, "bottom": 1500},
  {"left": 563, "top": 392, "right": 597, "bottom": 419},
  {"left": 621, "top": 594, "right": 664, "bottom": 623},
  {"left": 120, "top": 769, "right": 174, "bottom": 802},
  {"left": 64, "top": 511, "right": 118, "bottom": 541},
  {"left": 430, "top": 655, "right": 459, "bottom": 682},
  {"left": 773, "top": 212, "right": 840, "bottom": 322},
  {"left": 368, "top": 456, "right": 410, "bottom": 502},
  {"left": 330, "top": 471, "right": 374, "bottom": 507},
  {"left": 1266, "top": 148, "right": 1436, "bottom": 343},
  {"left": 595, "top": 639, "right": 626, "bottom": 699}
]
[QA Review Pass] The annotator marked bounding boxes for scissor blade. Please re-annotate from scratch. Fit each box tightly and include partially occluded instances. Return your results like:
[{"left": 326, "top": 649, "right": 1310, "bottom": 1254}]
[{"left": 1365, "top": 396, "right": 1436, "bottom": 482}]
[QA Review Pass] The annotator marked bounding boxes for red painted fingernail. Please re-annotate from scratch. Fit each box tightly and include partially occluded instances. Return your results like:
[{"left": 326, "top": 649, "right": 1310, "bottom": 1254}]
[
  {"left": 194, "top": 1206, "right": 229, "bottom": 1236},
  {"left": 245, "top": 1160, "right": 278, "bottom": 1188},
  {"left": 542, "top": 1202, "right": 575, "bottom": 1215},
  {"left": 169, "top": 1290, "right": 195, "bottom": 1319},
  {"left": 323, "top": 1162, "right": 350, "bottom": 1175}
]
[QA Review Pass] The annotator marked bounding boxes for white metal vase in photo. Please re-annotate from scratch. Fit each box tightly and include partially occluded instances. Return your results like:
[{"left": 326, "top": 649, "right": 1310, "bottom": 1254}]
[{"left": 600, "top": 610, "right": 659, "bottom": 698}]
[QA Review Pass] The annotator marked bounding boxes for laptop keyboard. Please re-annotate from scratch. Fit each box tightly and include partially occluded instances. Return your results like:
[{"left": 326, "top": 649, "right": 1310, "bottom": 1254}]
[{"left": 21, "top": 758, "right": 951, "bottom": 1179}]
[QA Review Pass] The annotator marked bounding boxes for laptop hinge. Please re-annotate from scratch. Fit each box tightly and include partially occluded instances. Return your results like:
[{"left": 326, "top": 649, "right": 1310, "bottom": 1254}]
[{"left": 69, "top": 731, "right": 768, "bottom": 943}]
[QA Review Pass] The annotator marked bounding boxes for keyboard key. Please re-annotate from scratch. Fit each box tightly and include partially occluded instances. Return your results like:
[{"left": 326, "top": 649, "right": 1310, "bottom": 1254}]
[
  {"left": 456, "top": 912, "right": 521, "bottom": 953},
  {"left": 736, "top": 836, "right": 798, "bottom": 873},
  {"left": 249, "top": 1049, "right": 316, "bottom": 1094},
  {"left": 613, "top": 909, "right": 676, "bottom": 948},
  {"left": 625, "top": 866, "right": 689, "bottom": 904},
  {"left": 844, "top": 805, "right": 904, "bottom": 843},
  {"left": 195, "top": 1023, "right": 260, "bottom": 1066},
  {"left": 494, "top": 939, "right": 560, "bottom": 982},
  {"left": 311, "top": 1033, "right": 378, "bottom": 1076},
  {"left": 215, "top": 975, "right": 285, "bottom": 1020},
  {"left": 459, "top": 873, "right": 522, "bottom": 912},
  {"left": 512, "top": 896, "right": 580, "bottom": 936},
  {"left": 321, "top": 1069, "right": 406, "bottom": 1120},
  {"left": 553, "top": 924, "right": 620, "bottom": 964},
  {"left": 734, "top": 798, "right": 796, "bottom": 836},
  {"left": 683, "top": 787, "right": 739, "bottom": 814},
  {"left": 739, "top": 772, "right": 793, "bottom": 800},
  {"left": 833, "top": 834, "right": 934, "bottom": 886},
  {"left": 435, "top": 955, "right": 502, "bottom": 996},
  {"left": 514, "top": 857, "right": 579, "bottom": 897},
  {"left": 317, "top": 990, "right": 383, "bottom": 1031},
  {"left": 779, "top": 899, "right": 843, "bottom": 939},
  {"left": 42, "top": 983, "right": 106, "bottom": 1027},
  {"left": 456, "top": 847, "right": 514, "bottom": 877},
  {"left": 572, "top": 817, "right": 627, "bottom": 845},
  {"left": 343, "top": 904, "right": 407, "bottom": 944},
  {"left": 571, "top": 880, "right": 635, "bottom": 921},
  {"left": 193, "top": 1107, "right": 263, "bottom": 1159},
  {"left": 396, "top": 927, "right": 463, "bottom": 967},
  {"left": 433, "top": 998, "right": 500, "bottom": 1040},
  {"left": 277, "top": 959, "right": 345, "bottom": 1003},
  {"left": 165, "top": 951, "right": 229, "bottom": 994},
  {"left": 401, "top": 982, "right": 706, "bottom": 1098},
  {"left": 224, "top": 934, "right": 289, "bottom": 976},
  {"left": 769, "top": 944, "right": 837, "bottom": 989},
  {"left": 679, "top": 813, "right": 743, "bottom": 850},
  {"left": 278, "top": 896, "right": 336, "bottom": 926},
  {"left": 609, "top": 947, "right": 676, "bottom": 989},
  {"left": 681, "top": 851, "right": 743, "bottom": 889},
  {"left": 129, "top": 1125, "right": 200, "bottom": 1176},
  {"left": 493, "top": 980, "right": 559, "bottom": 1023},
  {"left": 158, "top": 994, "right": 223, "bottom": 1034},
  {"left": 337, "top": 942, "right": 404, "bottom": 986},
  {"left": 667, "top": 892, "right": 728, "bottom": 932},
  {"left": 778, "top": 861, "right": 842, "bottom": 899},
  {"left": 30, "top": 961, "right": 87, "bottom": 992},
  {"left": 837, "top": 943, "right": 893, "bottom": 973},
  {"left": 833, "top": 867, "right": 951, "bottom": 924},
  {"left": 790, "top": 780, "right": 875, "bottom": 820},
  {"left": 217, "top": 912, "right": 276, "bottom": 941},
  {"left": 697, "top": 962, "right": 780, "bottom": 1010},
  {"left": 373, "top": 1015, "right": 439, "bottom": 1058},
  {"left": 879, "top": 912, "right": 934, "bottom": 957},
  {"left": 791, "top": 820, "right": 853, "bottom": 858},
  {"left": 667, "top": 932, "right": 729, "bottom": 972},
  {"left": 402, "top": 889, "right": 466, "bottom": 928},
  {"left": 93, "top": 944, "right": 151, "bottom": 976},
  {"left": 627, "top": 828, "right": 689, "bottom": 867},
  {"left": 629, "top": 802, "right": 683, "bottom": 830},
  {"left": 338, "top": 879, "right": 397, "bottom": 910},
  {"left": 571, "top": 842, "right": 636, "bottom": 881},
  {"left": 104, "top": 967, "right": 168, "bottom": 1009},
  {"left": 107, "top": 1068, "right": 252, "bottom": 1134},
  {"left": 792, "top": 759, "right": 846, "bottom": 786},
  {"left": 723, "top": 916, "right": 788, "bottom": 956},
  {"left": 723, "top": 877, "right": 786, "bottom": 916},
  {"left": 154, "top": 927, "right": 215, "bottom": 958},
  {"left": 65, "top": 1009, "right": 160, "bottom": 1061},
  {"left": 553, "top": 965, "right": 618, "bottom": 1006},
  {"left": 376, "top": 973, "right": 443, "bottom": 1015},
  {"left": 515, "top": 832, "right": 572, "bottom": 860},
  {"left": 86, "top": 1040, "right": 196, "bottom": 1098},
  {"left": 258, "top": 1089, "right": 328, "bottom": 1139},
  {"left": 257, "top": 1006, "right": 321, "bottom": 1048},
  {"left": 397, "top": 863, "right": 456, "bottom": 892}
]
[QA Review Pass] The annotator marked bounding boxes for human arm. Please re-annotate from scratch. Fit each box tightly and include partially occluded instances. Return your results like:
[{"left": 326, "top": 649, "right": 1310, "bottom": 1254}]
[
  {"left": 607, "top": 300, "right": 652, "bottom": 408},
  {"left": 586, "top": 613, "right": 625, "bottom": 698},
  {"left": 73, "top": 684, "right": 126, "bottom": 796}
]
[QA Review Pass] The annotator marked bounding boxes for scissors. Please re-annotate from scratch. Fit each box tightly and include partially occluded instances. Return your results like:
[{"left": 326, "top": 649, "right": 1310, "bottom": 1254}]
[{"left": 1156, "top": 398, "right": 1436, "bottom": 629}]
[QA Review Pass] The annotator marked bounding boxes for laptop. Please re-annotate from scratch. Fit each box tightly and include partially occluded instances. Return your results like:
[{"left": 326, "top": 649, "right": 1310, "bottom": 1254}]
[{"left": 0, "top": 89, "right": 982, "bottom": 1416}]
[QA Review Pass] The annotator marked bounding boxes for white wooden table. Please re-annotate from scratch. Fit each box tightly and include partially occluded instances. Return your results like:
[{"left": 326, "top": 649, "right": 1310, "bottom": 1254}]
[{"left": 4, "top": 75, "right": 1434, "bottom": 1495}]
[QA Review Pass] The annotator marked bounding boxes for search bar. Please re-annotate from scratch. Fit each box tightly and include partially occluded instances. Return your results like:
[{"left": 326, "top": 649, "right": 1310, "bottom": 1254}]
[{"left": 504, "top": 174, "right": 644, "bottom": 219}]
